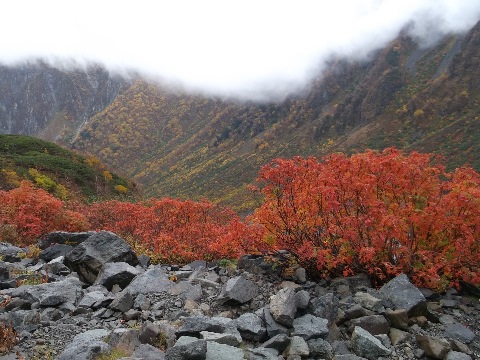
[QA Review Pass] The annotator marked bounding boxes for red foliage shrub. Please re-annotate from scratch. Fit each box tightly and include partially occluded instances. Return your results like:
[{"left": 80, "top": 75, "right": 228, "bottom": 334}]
[
  {"left": 85, "top": 198, "right": 264, "bottom": 263},
  {"left": 250, "top": 148, "right": 480, "bottom": 290},
  {"left": 0, "top": 181, "right": 89, "bottom": 245}
]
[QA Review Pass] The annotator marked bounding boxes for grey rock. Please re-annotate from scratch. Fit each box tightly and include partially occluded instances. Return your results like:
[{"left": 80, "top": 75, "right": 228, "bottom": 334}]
[
  {"left": 206, "top": 341, "right": 244, "bottom": 360},
  {"left": 378, "top": 274, "right": 427, "bottom": 316},
  {"left": 138, "top": 321, "right": 161, "bottom": 345},
  {"left": 235, "top": 312, "right": 267, "bottom": 342},
  {"left": 286, "top": 336, "right": 310, "bottom": 357},
  {"left": 46, "top": 256, "right": 71, "bottom": 276},
  {"left": 137, "top": 254, "right": 151, "bottom": 268},
  {"left": 0, "top": 309, "right": 40, "bottom": 332},
  {"left": 57, "top": 328, "right": 111, "bottom": 360},
  {"left": 384, "top": 308, "right": 409, "bottom": 331},
  {"left": 444, "top": 322, "right": 475, "bottom": 343},
  {"left": 269, "top": 288, "right": 297, "bottom": 326},
  {"left": 132, "top": 343, "right": 166, "bottom": 360},
  {"left": 444, "top": 350, "right": 473, "bottom": 360},
  {"left": 4, "top": 276, "right": 83, "bottom": 307},
  {"left": 109, "top": 291, "right": 133, "bottom": 313},
  {"left": 349, "top": 315, "right": 390, "bottom": 335},
  {"left": 165, "top": 336, "right": 207, "bottom": 360},
  {"left": 416, "top": 334, "right": 451, "bottom": 359},
  {"left": 217, "top": 275, "right": 258, "bottom": 304},
  {"left": 77, "top": 290, "right": 110, "bottom": 309},
  {"left": 389, "top": 328, "right": 409, "bottom": 346},
  {"left": 176, "top": 315, "right": 232, "bottom": 337},
  {"left": 169, "top": 281, "right": 203, "bottom": 301},
  {"left": 38, "top": 244, "right": 73, "bottom": 262},
  {"left": 237, "top": 254, "right": 275, "bottom": 275},
  {"left": 64, "top": 231, "right": 138, "bottom": 284},
  {"left": 201, "top": 330, "right": 242, "bottom": 346},
  {"left": 108, "top": 328, "right": 140, "bottom": 354},
  {"left": 354, "top": 292, "right": 383, "bottom": 312},
  {"left": 294, "top": 289, "right": 310, "bottom": 309},
  {"left": 122, "top": 267, "right": 173, "bottom": 296},
  {"left": 307, "top": 338, "right": 334, "bottom": 358},
  {"left": 94, "top": 262, "right": 141, "bottom": 291},
  {"left": 134, "top": 293, "right": 151, "bottom": 310},
  {"left": 38, "top": 231, "right": 96, "bottom": 249},
  {"left": 261, "top": 333, "right": 290, "bottom": 353},
  {"left": 310, "top": 292, "right": 339, "bottom": 325},
  {"left": 262, "top": 306, "right": 289, "bottom": 338},
  {"left": 292, "top": 314, "right": 329, "bottom": 340},
  {"left": 0, "top": 242, "right": 25, "bottom": 262},
  {"left": 245, "top": 347, "right": 279, "bottom": 360},
  {"left": 293, "top": 267, "right": 307, "bottom": 283},
  {"left": 351, "top": 326, "right": 391, "bottom": 360}
]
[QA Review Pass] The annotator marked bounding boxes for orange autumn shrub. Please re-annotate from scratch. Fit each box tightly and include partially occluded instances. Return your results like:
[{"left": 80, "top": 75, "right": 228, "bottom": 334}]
[
  {"left": 85, "top": 198, "right": 264, "bottom": 263},
  {"left": 251, "top": 148, "right": 480, "bottom": 290},
  {"left": 0, "top": 181, "right": 89, "bottom": 245}
]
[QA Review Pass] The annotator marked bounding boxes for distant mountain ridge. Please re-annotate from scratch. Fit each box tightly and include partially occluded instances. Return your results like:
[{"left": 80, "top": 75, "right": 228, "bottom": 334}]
[{"left": 1, "top": 22, "right": 479, "bottom": 212}]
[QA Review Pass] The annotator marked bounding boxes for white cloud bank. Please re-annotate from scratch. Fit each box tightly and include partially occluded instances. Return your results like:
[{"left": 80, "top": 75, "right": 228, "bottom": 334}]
[{"left": 1, "top": 0, "right": 480, "bottom": 100}]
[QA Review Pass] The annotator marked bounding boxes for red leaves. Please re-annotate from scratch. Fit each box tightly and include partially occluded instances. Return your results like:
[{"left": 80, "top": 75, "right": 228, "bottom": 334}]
[
  {"left": 0, "top": 181, "right": 88, "bottom": 245},
  {"left": 251, "top": 148, "right": 480, "bottom": 290}
]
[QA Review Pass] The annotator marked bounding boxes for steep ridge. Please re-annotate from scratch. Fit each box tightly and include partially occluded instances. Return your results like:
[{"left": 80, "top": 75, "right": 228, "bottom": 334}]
[{"left": 0, "top": 61, "right": 128, "bottom": 141}]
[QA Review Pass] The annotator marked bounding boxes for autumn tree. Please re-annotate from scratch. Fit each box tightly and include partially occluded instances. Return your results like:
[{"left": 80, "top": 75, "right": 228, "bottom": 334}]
[{"left": 251, "top": 148, "right": 480, "bottom": 290}]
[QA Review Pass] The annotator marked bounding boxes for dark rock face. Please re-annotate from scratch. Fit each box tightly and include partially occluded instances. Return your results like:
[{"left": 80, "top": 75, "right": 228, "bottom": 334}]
[
  {"left": 64, "top": 231, "right": 138, "bottom": 284},
  {"left": 378, "top": 273, "right": 427, "bottom": 316},
  {"left": 38, "top": 231, "right": 96, "bottom": 250},
  {"left": 39, "top": 244, "right": 73, "bottom": 262}
]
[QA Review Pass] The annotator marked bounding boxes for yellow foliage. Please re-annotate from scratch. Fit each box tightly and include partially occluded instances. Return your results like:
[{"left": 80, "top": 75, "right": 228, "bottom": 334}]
[
  {"left": 103, "top": 170, "right": 113, "bottom": 182},
  {"left": 413, "top": 109, "right": 424, "bottom": 118},
  {"left": 114, "top": 185, "right": 128, "bottom": 194}
]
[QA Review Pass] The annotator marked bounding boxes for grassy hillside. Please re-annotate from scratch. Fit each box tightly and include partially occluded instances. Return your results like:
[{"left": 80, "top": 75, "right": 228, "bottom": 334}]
[{"left": 0, "top": 134, "right": 137, "bottom": 201}]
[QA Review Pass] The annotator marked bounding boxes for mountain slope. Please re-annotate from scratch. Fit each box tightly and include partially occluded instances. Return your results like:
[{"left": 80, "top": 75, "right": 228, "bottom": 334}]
[{"left": 1, "top": 22, "right": 479, "bottom": 212}]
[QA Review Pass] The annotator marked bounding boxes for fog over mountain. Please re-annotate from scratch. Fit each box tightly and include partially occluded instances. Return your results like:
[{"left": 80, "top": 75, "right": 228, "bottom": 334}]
[{"left": 1, "top": 0, "right": 480, "bottom": 100}]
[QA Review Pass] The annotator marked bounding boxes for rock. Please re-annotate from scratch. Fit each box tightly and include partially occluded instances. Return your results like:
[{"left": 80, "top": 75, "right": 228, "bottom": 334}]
[
  {"left": 307, "top": 338, "right": 334, "bottom": 358},
  {"left": 38, "top": 244, "right": 73, "bottom": 262},
  {"left": 444, "top": 350, "right": 474, "bottom": 360},
  {"left": 344, "top": 304, "right": 370, "bottom": 321},
  {"left": 176, "top": 316, "right": 233, "bottom": 337},
  {"left": 416, "top": 334, "right": 451, "bottom": 359},
  {"left": 64, "top": 231, "right": 138, "bottom": 284},
  {"left": 132, "top": 343, "right": 166, "bottom": 360},
  {"left": 351, "top": 326, "right": 391, "bottom": 360},
  {"left": 137, "top": 254, "right": 151, "bottom": 268},
  {"left": 293, "top": 267, "right": 307, "bottom": 283},
  {"left": 349, "top": 315, "right": 390, "bottom": 335},
  {"left": 4, "top": 276, "right": 83, "bottom": 308},
  {"left": 169, "top": 281, "right": 203, "bottom": 301},
  {"left": 165, "top": 336, "right": 207, "bottom": 360},
  {"left": 0, "top": 309, "right": 40, "bottom": 332},
  {"left": 237, "top": 254, "right": 275, "bottom": 275},
  {"left": 444, "top": 322, "right": 475, "bottom": 343},
  {"left": 56, "top": 329, "right": 111, "bottom": 360},
  {"left": 269, "top": 288, "right": 297, "bottom": 326},
  {"left": 138, "top": 321, "right": 162, "bottom": 345},
  {"left": 262, "top": 306, "right": 289, "bottom": 338},
  {"left": 217, "top": 275, "right": 258, "bottom": 305},
  {"left": 206, "top": 341, "right": 244, "bottom": 360},
  {"left": 38, "top": 231, "right": 96, "bottom": 249},
  {"left": 77, "top": 290, "right": 112, "bottom": 310},
  {"left": 310, "top": 292, "right": 339, "bottom": 325},
  {"left": 109, "top": 291, "right": 133, "bottom": 313},
  {"left": 294, "top": 290, "right": 310, "bottom": 310},
  {"left": 122, "top": 267, "right": 172, "bottom": 296},
  {"left": 286, "top": 336, "right": 310, "bottom": 357},
  {"left": 234, "top": 312, "right": 267, "bottom": 342},
  {"left": 292, "top": 314, "right": 329, "bottom": 340},
  {"left": 389, "top": 328, "right": 409, "bottom": 346},
  {"left": 0, "top": 243, "right": 25, "bottom": 262},
  {"left": 245, "top": 347, "right": 279, "bottom": 360},
  {"left": 46, "top": 256, "right": 71, "bottom": 276},
  {"left": 384, "top": 308, "right": 409, "bottom": 331},
  {"left": 354, "top": 292, "right": 383, "bottom": 312},
  {"left": 261, "top": 333, "right": 290, "bottom": 353},
  {"left": 378, "top": 274, "right": 427, "bottom": 316},
  {"left": 200, "top": 330, "right": 242, "bottom": 347},
  {"left": 108, "top": 328, "right": 140, "bottom": 354},
  {"left": 94, "top": 262, "right": 141, "bottom": 290}
]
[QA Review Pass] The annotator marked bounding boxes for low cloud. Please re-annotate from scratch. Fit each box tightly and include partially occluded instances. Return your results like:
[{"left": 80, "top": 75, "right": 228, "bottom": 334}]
[{"left": 1, "top": 0, "right": 480, "bottom": 101}]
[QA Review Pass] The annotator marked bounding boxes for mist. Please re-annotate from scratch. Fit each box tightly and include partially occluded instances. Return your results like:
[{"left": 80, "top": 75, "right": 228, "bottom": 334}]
[{"left": 1, "top": 0, "right": 480, "bottom": 101}]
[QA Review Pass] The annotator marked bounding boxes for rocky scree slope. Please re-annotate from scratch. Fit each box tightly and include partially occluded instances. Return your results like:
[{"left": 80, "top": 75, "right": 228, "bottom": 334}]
[{"left": 0, "top": 231, "right": 479, "bottom": 360}]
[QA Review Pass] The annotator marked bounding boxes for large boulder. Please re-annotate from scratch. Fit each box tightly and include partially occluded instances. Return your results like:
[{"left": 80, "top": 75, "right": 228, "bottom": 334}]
[
  {"left": 217, "top": 275, "right": 258, "bottom": 305},
  {"left": 38, "top": 231, "right": 96, "bottom": 249},
  {"left": 56, "top": 329, "right": 111, "bottom": 360},
  {"left": 122, "top": 267, "right": 172, "bottom": 296},
  {"left": 93, "top": 262, "right": 142, "bottom": 290},
  {"left": 38, "top": 244, "right": 73, "bottom": 262},
  {"left": 378, "top": 274, "right": 426, "bottom": 316},
  {"left": 269, "top": 288, "right": 297, "bottom": 326},
  {"left": 64, "top": 231, "right": 138, "bottom": 284}
]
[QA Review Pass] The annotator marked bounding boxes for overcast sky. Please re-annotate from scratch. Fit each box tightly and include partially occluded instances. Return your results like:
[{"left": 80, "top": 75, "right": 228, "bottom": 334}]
[{"left": 1, "top": 0, "right": 480, "bottom": 100}]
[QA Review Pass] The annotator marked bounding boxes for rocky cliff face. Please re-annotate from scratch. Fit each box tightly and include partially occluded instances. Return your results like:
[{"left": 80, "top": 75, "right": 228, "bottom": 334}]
[{"left": 0, "top": 61, "right": 128, "bottom": 141}]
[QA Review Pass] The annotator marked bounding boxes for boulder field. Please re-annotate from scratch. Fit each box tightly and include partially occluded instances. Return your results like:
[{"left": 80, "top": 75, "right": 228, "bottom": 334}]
[{"left": 0, "top": 231, "right": 478, "bottom": 360}]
